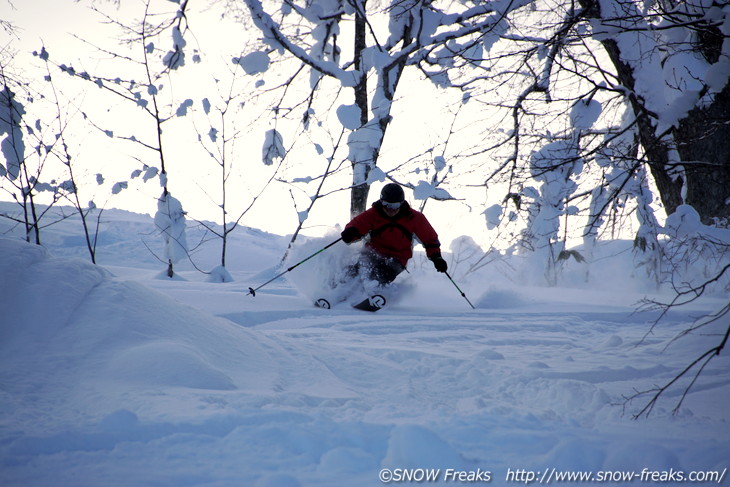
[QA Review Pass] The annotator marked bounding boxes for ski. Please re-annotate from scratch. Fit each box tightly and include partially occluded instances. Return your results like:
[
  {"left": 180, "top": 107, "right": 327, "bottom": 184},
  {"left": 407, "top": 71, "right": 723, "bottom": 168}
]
[
  {"left": 315, "top": 294, "right": 386, "bottom": 311},
  {"left": 352, "top": 294, "right": 386, "bottom": 312}
]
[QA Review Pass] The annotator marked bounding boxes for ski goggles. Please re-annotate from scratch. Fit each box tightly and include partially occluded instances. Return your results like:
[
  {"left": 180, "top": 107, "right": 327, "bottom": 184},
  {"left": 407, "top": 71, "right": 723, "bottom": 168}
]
[{"left": 381, "top": 200, "right": 402, "bottom": 210}]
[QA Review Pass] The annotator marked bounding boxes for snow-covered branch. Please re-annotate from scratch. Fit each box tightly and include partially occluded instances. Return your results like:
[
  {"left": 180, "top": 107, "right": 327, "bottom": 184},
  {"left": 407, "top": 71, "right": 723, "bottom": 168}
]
[{"left": 243, "top": 0, "right": 360, "bottom": 87}]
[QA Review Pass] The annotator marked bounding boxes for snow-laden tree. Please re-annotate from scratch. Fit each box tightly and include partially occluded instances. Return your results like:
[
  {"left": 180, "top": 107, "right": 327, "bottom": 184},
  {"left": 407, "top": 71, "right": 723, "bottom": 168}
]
[
  {"left": 155, "top": 191, "right": 188, "bottom": 278},
  {"left": 53, "top": 0, "right": 195, "bottom": 275},
  {"left": 0, "top": 84, "right": 23, "bottom": 183},
  {"left": 239, "top": 0, "right": 510, "bottom": 216},
  {"left": 1, "top": 52, "right": 102, "bottom": 252},
  {"left": 524, "top": 138, "right": 583, "bottom": 285},
  {"left": 434, "top": 0, "right": 729, "bottom": 226},
  {"left": 192, "top": 60, "right": 288, "bottom": 279},
  {"left": 579, "top": 0, "right": 729, "bottom": 225}
]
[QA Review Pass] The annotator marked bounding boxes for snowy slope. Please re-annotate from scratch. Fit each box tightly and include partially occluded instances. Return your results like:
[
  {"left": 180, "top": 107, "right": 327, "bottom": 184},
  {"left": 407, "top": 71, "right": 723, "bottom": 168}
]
[{"left": 0, "top": 206, "right": 728, "bottom": 487}]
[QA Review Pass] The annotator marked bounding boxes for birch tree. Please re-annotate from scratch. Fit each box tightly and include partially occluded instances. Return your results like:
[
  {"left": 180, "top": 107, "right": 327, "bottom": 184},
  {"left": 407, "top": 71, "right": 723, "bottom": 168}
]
[
  {"left": 1, "top": 53, "right": 93, "bottom": 250},
  {"left": 56, "top": 0, "right": 195, "bottom": 277}
]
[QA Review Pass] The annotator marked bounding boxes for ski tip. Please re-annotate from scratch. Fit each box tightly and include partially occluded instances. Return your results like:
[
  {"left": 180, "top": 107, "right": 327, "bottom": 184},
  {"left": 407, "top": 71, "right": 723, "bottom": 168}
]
[
  {"left": 315, "top": 298, "right": 331, "bottom": 309},
  {"left": 353, "top": 294, "right": 386, "bottom": 312}
]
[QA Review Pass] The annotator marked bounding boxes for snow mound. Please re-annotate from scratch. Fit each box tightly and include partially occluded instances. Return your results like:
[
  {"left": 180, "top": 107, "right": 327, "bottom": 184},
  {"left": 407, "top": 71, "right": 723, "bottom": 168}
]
[
  {"left": 382, "top": 425, "right": 467, "bottom": 470},
  {"left": 475, "top": 286, "right": 532, "bottom": 309},
  {"left": 106, "top": 341, "right": 237, "bottom": 390},
  {"left": 0, "top": 237, "right": 278, "bottom": 407},
  {"left": 0, "top": 239, "right": 110, "bottom": 345}
]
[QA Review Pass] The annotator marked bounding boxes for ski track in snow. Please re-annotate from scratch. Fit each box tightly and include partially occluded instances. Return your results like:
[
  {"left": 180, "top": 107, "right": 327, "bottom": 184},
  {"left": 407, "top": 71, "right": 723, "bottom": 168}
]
[{"left": 1, "top": 206, "right": 729, "bottom": 487}]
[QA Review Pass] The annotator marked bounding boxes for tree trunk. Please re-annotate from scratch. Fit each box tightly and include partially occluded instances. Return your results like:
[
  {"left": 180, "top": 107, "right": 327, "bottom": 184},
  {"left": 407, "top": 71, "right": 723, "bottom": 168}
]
[
  {"left": 350, "top": 0, "right": 370, "bottom": 217},
  {"left": 674, "top": 82, "right": 730, "bottom": 224},
  {"left": 579, "top": 0, "right": 730, "bottom": 224}
]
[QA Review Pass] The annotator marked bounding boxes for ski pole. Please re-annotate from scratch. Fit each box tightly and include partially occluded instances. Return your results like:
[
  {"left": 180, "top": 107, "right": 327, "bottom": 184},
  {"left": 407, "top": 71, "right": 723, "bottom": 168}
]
[
  {"left": 247, "top": 237, "right": 343, "bottom": 296},
  {"left": 444, "top": 271, "right": 476, "bottom": 309}
]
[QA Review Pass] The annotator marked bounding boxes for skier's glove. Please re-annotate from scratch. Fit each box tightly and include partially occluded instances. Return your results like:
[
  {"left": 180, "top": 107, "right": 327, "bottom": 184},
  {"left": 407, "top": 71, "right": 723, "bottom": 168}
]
[
  {"left": 431, "top": 255, "right": 448, "bottom": 273},
  {"left": 341, "top": 226, "right": 360, "bottom": 244}
]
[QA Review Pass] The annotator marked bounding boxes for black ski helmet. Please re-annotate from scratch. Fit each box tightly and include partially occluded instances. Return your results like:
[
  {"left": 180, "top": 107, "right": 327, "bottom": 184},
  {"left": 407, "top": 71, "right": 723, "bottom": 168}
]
[{"left": 380, "top": 183, "right": 405, "bottom": 203}]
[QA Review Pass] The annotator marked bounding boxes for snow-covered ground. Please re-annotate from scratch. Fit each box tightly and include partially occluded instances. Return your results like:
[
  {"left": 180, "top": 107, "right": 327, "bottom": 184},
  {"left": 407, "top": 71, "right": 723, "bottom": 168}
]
[{"left": 1, "top": 204, "right": 728, "bottom": 487}]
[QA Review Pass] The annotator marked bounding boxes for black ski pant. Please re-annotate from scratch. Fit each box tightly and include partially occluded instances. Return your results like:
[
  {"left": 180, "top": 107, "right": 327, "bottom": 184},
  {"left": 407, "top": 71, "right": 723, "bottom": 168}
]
[{"left": 346, "top": 248, "right": 405, "bottom": 286}]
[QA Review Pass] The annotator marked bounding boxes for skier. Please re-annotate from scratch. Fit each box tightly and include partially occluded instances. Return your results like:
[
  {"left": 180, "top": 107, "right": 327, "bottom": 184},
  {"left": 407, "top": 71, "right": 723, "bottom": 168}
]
[{"left": 339, "top": 183, "right": 448, "bottom": 288}]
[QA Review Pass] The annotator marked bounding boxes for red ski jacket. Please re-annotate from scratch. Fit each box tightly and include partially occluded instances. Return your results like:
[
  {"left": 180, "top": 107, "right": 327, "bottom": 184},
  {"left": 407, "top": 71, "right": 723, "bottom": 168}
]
[{"left": 344, "top": 201, "right": 442, "bottom": 267}]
